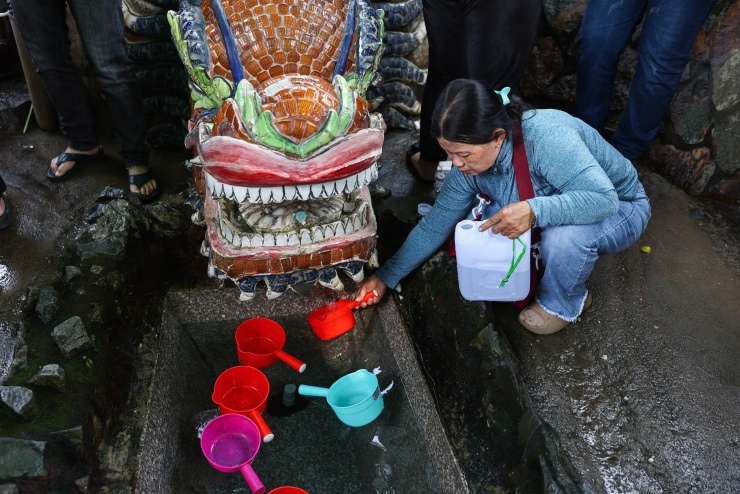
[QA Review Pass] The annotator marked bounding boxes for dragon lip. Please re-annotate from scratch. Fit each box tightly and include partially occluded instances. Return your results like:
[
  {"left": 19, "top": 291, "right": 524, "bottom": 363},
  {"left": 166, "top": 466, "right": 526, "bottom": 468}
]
[{"left": 205, "top": 163, "right": 378, "bottom": 204}]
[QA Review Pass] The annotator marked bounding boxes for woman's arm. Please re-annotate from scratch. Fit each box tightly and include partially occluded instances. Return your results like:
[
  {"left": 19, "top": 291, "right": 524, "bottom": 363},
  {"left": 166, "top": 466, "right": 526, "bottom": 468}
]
[{"left": 357, "top": 169, "right": 475, "bottom": 303}]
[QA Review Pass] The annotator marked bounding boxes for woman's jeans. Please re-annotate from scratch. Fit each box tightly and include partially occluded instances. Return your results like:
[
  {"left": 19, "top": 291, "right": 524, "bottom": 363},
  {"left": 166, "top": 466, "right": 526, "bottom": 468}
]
[
  {"left": 576, "top": 0, "right": 718, "bottom": 161},
  {"left": 9, "top": 0, "right": 148, "bottom": 167},
  {"left": 537, "top": 184, "right": 651, "bottom": 321}
]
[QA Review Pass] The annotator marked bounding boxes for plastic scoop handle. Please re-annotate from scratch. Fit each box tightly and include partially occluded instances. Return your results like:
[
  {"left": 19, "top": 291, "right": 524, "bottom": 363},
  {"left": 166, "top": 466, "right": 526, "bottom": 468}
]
[
  {"left": 298, "top": 384, "right": 329, "bottom": 398},
  {"left": 276, "top": 350, "right": 306, "bottom": 373},
  {"left": 248, "top": 409, "right": 274, "bottom": 443},
  {"left": 348, "top": 290, "right": 378, "bottom": 309},
  {"left": 239, "top": 462, "right": 265, "bottom": 494},
  {"left": 311, "top": 290, "right": 378, "bottom": 322}
]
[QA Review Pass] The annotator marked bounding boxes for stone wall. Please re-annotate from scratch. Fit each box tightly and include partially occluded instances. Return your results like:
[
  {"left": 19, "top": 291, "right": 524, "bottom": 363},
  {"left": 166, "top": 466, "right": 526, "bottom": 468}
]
[{"left": 522, "top": 0, "right": 739, "bottom": 210}]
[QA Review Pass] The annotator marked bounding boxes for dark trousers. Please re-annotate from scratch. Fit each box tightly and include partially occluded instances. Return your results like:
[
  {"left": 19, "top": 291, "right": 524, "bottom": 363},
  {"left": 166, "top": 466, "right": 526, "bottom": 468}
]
[
  {"left": 576, "top": 0, "right": 718, "bottom": 161},
  {"left": 419, "top": 0, "right": 542, "bottom": 161},
  {"left": 0, "top": 174, "right": 5, "bottom": 196},
  {"left": 9, "top": 0, "right": 148, "bottom": 167}
]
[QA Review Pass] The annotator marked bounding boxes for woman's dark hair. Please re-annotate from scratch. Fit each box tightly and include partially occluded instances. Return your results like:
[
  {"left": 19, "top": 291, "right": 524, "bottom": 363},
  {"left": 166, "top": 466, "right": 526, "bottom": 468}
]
[{"left": 430, "top": 78, "right": 525, "bottom": 144}]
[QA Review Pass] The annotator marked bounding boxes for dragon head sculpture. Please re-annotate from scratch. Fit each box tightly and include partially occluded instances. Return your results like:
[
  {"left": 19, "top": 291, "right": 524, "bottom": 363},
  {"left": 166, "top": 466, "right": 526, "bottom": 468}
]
[{"left": 168, "top": 0, "right": 385, "bottom": 300}]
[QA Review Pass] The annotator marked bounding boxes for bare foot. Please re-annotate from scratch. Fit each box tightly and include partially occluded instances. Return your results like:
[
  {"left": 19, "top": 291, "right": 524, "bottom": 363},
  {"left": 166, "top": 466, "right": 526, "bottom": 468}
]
[
  {"left": 0, "top": 194, "right": 5, "bottom": 216},
  {"left": 128, "top": 166, "right": 158, "bottom": 196},
  {"left": 409, "top": 152, "right": 438, "bottom": 182},
  {"left": 49, "top": 146, "right": 103, "bottom": 178}
]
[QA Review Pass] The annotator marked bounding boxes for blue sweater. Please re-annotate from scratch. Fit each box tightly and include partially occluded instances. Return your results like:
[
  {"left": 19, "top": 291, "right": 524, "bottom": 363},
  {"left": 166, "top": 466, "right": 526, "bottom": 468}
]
[{"left": 376, "top": 109, "right": 641, "bottom": 289}]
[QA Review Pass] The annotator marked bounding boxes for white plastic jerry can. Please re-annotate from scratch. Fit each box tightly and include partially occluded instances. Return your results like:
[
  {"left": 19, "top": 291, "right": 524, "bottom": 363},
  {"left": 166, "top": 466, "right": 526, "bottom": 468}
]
[{"left": 454, "top": 220, "right": 531, "bottom": 301}]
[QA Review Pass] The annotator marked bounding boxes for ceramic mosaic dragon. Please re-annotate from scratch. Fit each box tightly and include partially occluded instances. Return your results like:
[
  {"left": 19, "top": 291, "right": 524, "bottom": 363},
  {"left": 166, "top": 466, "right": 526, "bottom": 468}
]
[{"left": 168, "top": 0, "right": 385, "bottom": 300}]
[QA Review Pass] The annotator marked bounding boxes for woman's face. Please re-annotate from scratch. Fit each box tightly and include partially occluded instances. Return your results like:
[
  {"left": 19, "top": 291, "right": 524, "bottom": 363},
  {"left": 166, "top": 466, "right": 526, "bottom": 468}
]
[{"left": 437, "top": 131, "right": 506, "bottom": 176}]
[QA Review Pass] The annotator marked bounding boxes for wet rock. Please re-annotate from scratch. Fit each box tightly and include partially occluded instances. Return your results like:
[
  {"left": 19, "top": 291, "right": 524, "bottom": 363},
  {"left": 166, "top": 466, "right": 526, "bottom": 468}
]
[
  {"left": 84, "top": 203, "right": 106, "bottom": 223},
  {"left": 51, "top": 316, "right": 92, "bottom": 358},
  {"left": 542, "top": 0, "right": 587, "bottom": 32},
  {"left": 0, "top": 78, "right": 30, "bottom": 136},
  {"left": 147, "top": 202, "right": 186, "bottom": 235},
  {"left": 90, "top": 265, "right": 104, "bottom": 275},
  {"left": 521, "top": 37, "right": 565, "bottom": 98},
  {"left": 20, "top": 287, "right": 40, "bottom": 316},
  {"left": 0, "top": 386, "right": 37, "bottom": 419},
  {"left": 76, "top": 199, "right": 151, "bottom": 260},
  {"left": 707, "top": 170, "right": 740, "bottom": 201},
  {"left": 104, "top": 270, "right": 125, "bottom": 290},
  {"left": 543, "top": 74, "right": 577, "bottom": 103},
  {"left": 470, "top": 323, "right": 503, "bottom": 364},
  {"left": 50, "top": 426, "right": 85, "bottom": 457},
  {"left": 688, "top": 161, "right": 716, "bottom": 196},
  {"left": 97, "top": 186, "right": 127, "bottom": 201},
  {"left": 0, "top": 484, "right": 20, "bottom": 494},
  {"left": 101, "top": 484, "right": 132, "bottom": 494},
  {"left": 370, "top": 184, "right": 391, "bottom": 199},
  {"left": 668, "top": 70, "right": 713, "bottom": 145},
  {"left": 0, "top": 320, "right": 22, "bottom": 384},
  {"left": 8, "top": 333, "right": 27, "bottom": 379},
  {"left": 0, "top": 438, "right": 46, "bottom": 478},
  {"left": 27, "top": 364, "right": 66, "bottom": 390},
  {"left": 646, "top": 144, "right": 712, "bottom": 192},
  {"left": 76, "top": 232, "right": 127, "bottom": 260},
  {"left": 74, "top": 477, "right": 90, "bottom": 493},
  {"left": 88, "top": 304, "right": 105, "bottom": 324},
  {"left": 712, "top": 112, "right": 740, "bottom": 174},
  {"left": 64, "top": 265, "right": 83, "bottom": 283},
  {"left": 35, "top": 286, "right": 59, "bottom": 324},
  {"left": 712, "top": 48, "right": 740, "bottom": 113}
]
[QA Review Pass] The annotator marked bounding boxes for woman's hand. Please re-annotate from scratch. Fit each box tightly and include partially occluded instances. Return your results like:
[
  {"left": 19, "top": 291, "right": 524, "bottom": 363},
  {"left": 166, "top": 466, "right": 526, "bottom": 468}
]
[
  {"left": 479, "top": 201, "right": 535, "bottom": 239},
  {"left": 354, "top": 274, "right": 387, "bottom": 307}
]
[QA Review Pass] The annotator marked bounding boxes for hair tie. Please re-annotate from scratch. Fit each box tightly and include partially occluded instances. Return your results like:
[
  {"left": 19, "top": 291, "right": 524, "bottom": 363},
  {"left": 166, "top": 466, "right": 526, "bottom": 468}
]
[{"left": 495, "top": 87, "right": 511, "bottom": 106}]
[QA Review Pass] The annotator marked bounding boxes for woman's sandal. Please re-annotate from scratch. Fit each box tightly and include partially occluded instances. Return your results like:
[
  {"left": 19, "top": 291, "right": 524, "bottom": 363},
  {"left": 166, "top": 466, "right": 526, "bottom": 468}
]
[
  {"left": 129, "top": 169, "right": 162, "bottom": 203},
  {"left": 405, "top": 141, "right": 435, "bottom": 183},
  {"left": 46, "top": 148, "right": 104, "bottom": 183},
  {"left": 0, "top": 194, "right": 11, "bottom": 230},
  {"left": 518, "top": 292, "right": 593, "bottom": 335}
]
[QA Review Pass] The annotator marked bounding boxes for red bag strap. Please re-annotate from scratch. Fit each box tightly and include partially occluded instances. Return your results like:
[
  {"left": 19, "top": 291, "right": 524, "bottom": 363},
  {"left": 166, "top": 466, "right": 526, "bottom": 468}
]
[{"left": 511, "top": 123, "right": 541, "bottom": 243}]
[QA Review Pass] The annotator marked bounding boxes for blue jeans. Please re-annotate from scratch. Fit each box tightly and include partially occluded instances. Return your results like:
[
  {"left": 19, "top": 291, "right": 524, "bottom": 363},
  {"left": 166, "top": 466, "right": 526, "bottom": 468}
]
[
  {"left": 537, "top": 184, "right": 651, "bottom": 321},
  {"left": 9, "top": 0, "right": 148, "bottom": 167},
  {"left": 576, "top": 0, "right": 718, "bottom": 161}
]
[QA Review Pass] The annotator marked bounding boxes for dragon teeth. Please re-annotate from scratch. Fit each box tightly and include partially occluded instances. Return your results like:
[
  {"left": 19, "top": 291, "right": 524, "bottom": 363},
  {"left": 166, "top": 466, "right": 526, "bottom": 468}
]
[
  {"left": 223, "top": 213, "right": 368, "bottom": 248},
  {"left": 205, "top": 164, "right": 378, "bottom": 205}
]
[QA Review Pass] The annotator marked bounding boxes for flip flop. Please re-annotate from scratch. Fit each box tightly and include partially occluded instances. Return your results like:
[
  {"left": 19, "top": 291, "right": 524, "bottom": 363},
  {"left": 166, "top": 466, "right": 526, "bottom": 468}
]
[
  {"left": 46, "top": 148, "right": 104, "bottom": 183},
  {"left": 0, "top": 194, "right": 10, "bottom": 230},
  {"left": 405, "top": 141, "right": 435, "bottom": 183},
  {"left": 129, "top": 169, "right": 162, "bottom": 203}
]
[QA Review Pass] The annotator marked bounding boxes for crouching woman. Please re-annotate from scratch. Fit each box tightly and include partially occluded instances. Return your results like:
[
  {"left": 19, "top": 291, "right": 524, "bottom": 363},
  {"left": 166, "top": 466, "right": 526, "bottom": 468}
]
[{"left": 355, "top": 78, "right": 651, "bottom": 334}]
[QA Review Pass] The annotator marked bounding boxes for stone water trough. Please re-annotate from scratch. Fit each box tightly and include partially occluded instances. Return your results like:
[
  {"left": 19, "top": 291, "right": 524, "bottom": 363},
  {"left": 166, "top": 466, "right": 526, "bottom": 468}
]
[{"left": 134, "top": 286, "right": 467, "bottom": 493}]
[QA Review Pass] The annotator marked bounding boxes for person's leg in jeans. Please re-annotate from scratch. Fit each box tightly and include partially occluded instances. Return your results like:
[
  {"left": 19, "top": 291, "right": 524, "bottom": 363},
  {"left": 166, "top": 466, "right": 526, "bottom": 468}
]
[
  {"left": 576, "top": 0, "right": 647, "bottom": 133},
  {"left": 67, "top": 0, "right": 157, "bottom": 197},
  {"left": 610, "top": 0, "right": 719, "bottom": 161},
  {"left": 9, "top": 0, "right": 102, "bottom": 178},
  {"left": 526, "top": 186, "right": 651, "bottom": 326}
]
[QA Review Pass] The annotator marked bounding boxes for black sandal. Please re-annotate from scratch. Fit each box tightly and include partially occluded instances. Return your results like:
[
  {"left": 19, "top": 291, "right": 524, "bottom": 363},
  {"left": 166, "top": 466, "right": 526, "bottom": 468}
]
[
  {"left": 405, "top": 141, "right": 434, "bottom": 183},
  {"left": 129, "top": 169, "right": 162, "bottom": 203},
  {"left": 46, "top": 148, "right": 104, "bottom": 183}
]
